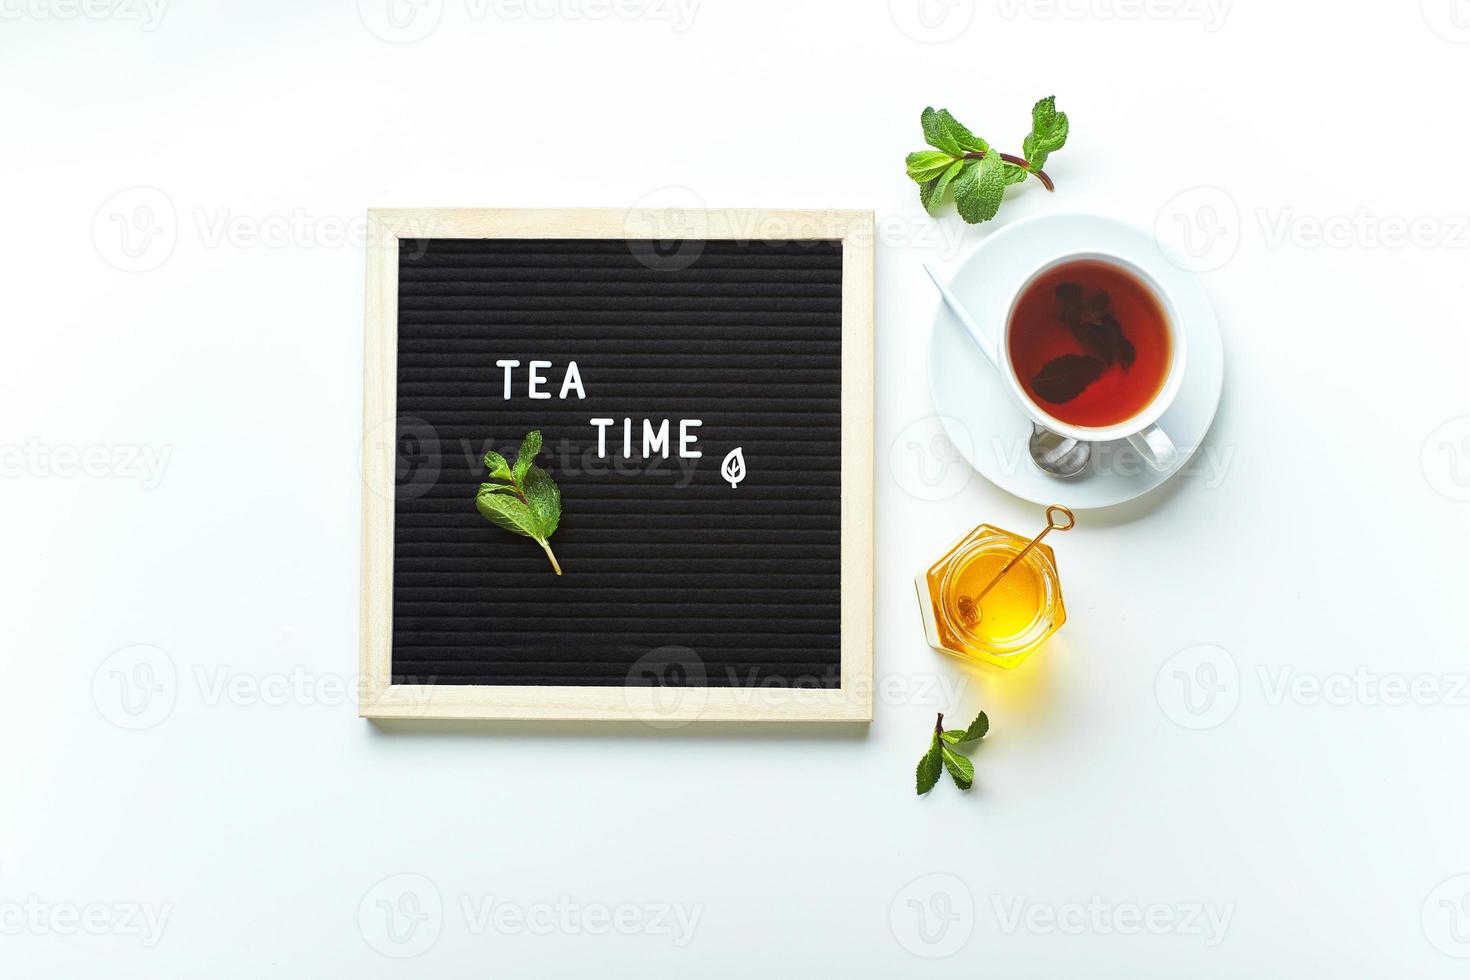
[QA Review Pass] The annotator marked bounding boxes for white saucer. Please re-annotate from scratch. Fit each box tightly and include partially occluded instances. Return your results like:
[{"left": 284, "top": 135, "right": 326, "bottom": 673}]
[{"left": 928, "top": 212, "right": 1225, "bottom": 509}]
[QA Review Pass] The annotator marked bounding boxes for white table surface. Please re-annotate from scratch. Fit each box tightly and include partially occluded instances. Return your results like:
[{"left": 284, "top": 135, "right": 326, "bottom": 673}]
[{"left": 4, "top": 2, "right": 1470, "bottom": 975}]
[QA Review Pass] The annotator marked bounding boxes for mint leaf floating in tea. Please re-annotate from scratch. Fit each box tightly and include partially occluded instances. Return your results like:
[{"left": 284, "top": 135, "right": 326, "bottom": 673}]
[
  {"left": 1030, "top": 353, "right": 1105, "bottom": 405},
  {"left": 1055, "top": 282, "right": 1136, "bottom": 373},
  {"left": 916, "top": 710, "right": 989, "bottom": 795},
  {"left": 1102, "top": 315, "right": 1136, "bottom": 369},
  {"left": 474, "top": 429, "right": 563, "bottom": 575},
  {"left": 905, "top": 96, "right": 1069, "bottom": 224}
]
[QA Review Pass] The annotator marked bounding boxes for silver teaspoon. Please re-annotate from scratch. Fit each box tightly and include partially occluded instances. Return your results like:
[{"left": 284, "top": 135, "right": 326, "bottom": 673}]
[{"left": 1028, "top": 422, "right": 1090, "bottom": 478}]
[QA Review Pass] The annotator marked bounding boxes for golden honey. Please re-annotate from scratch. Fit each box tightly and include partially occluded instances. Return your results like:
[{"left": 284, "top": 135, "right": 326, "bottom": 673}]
[{"left": 916, "top": 525, "right": 1066, "bottom": 668}]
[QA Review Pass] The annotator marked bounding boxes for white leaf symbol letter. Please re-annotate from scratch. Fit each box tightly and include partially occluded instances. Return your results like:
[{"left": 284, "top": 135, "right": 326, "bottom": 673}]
[{"left": 721, "top": 447, "right": 746, "bottom": 488}]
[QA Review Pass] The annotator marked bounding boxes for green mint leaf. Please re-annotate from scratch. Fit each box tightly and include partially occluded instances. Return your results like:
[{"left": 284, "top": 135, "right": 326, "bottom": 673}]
[
  {"left": 916, "top": 735, "right": 943, "bottom": 795},
  {"left": 906, "top": 150, "right": 957, "bottom": 183},
  {"left": 952, "top": 152, "right": 1007, "bottom": 224},
  {"left": 907, "top": 96, "right": 1066, "bottom": 221},
  {"left": 940, "top": 729, "right": 967, "bottom": 745},
  {"left": 934, "top": 108, "right": 987, "bottom": 153},
  {"left": 921, "top": 108, "right": 986, "bottom": 155},
  {"left": 522, "top": 464, "right": 562, "bottom": 538},
  {"left": 478, "top": 481, "right": 517, "bottom": 496},
  {"left": 475, "top": 489, "right": 539, "bottom": 538},
  {"left": 482, "top": 450, "right": 512, "bottom": 481},
  {"left": 1022, "top": 95, "right": 1068, "bottom": 172},
  {"left": 919, "top": 159, "right": 965, "bottom": 214},
  {"left": 513, "top": 430, "right": 543, "bottom": 484},
  {"left": 961, "top": 710, "right": 990, "bottom": 742},
  {"left": 920, "top": 107, "right": 963, "bottom": 155},
  {"left": 476, "top": 430, "right": 565, "bottom": 574},
  {"left": 941, "top": 747, "right": 975, "bottom": 790}
]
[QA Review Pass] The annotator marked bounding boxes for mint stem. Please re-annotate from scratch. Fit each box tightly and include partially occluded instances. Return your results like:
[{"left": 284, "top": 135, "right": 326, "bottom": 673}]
[
  {"left": 963, "top": 150, "right": 1054, "bottom": 191},
  {"left": 510, "top": 475, "right": 562, "bottom": 575},
  {"left": 934, "top": 712, "right": 945, "bottom": 739},
  {"left": 538, "top": 538, "right": 562, "bottom": 576}
]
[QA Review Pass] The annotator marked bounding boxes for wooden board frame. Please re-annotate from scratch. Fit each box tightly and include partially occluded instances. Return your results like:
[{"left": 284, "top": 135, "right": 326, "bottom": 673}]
[{"left": 360, "top": 208, "right": 873, "bottom": 722}]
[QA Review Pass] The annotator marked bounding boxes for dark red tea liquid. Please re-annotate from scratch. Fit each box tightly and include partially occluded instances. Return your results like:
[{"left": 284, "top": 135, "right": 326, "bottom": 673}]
[{"left": 1008, "top": 260, "right": 1172, "bottom": 428}]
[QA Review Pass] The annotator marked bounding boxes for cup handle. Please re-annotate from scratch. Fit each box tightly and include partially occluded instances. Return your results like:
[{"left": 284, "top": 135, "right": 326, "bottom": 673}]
[{"left": 1126, "top": 423, "right": 1179, "bottom": 473}]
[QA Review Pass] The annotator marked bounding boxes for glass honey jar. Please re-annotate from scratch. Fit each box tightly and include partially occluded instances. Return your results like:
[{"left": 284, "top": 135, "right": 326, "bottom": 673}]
[{"left": 915, "top": 513, "right": 1069, "bottom": 669}]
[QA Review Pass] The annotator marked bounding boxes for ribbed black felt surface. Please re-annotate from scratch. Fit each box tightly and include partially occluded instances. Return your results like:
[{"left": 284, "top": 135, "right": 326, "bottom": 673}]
[{"left": 391, "top": 238, "right": 843, "bottom": 687}]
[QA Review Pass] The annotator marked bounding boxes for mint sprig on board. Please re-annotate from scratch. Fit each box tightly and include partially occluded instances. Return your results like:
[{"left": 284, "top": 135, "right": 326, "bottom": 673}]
[
  {"left": 916, "top": 711, "right": 990, "bottom": 794},
  {"left": 475, "top": 430, "right": 564, "bottom": 575},
  {"left": 905, "top": 96, "right": 1069, "bottom": 224}
]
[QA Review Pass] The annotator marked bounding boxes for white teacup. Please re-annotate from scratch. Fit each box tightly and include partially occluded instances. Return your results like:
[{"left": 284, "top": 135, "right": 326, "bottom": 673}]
[{"left": 960, "top": 250, "right": 1185, "bottom": 472}]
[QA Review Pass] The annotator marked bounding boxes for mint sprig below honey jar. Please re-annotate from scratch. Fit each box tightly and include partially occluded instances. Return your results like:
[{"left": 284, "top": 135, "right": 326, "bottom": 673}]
[{"left": 917, "top": 711, "right": 990, "bottom": 794}]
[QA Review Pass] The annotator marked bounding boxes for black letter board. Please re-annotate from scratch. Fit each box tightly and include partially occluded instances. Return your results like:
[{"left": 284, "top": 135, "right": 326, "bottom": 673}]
[{"left": 360, "top": 209, "right": 872, "bottom": 722}]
